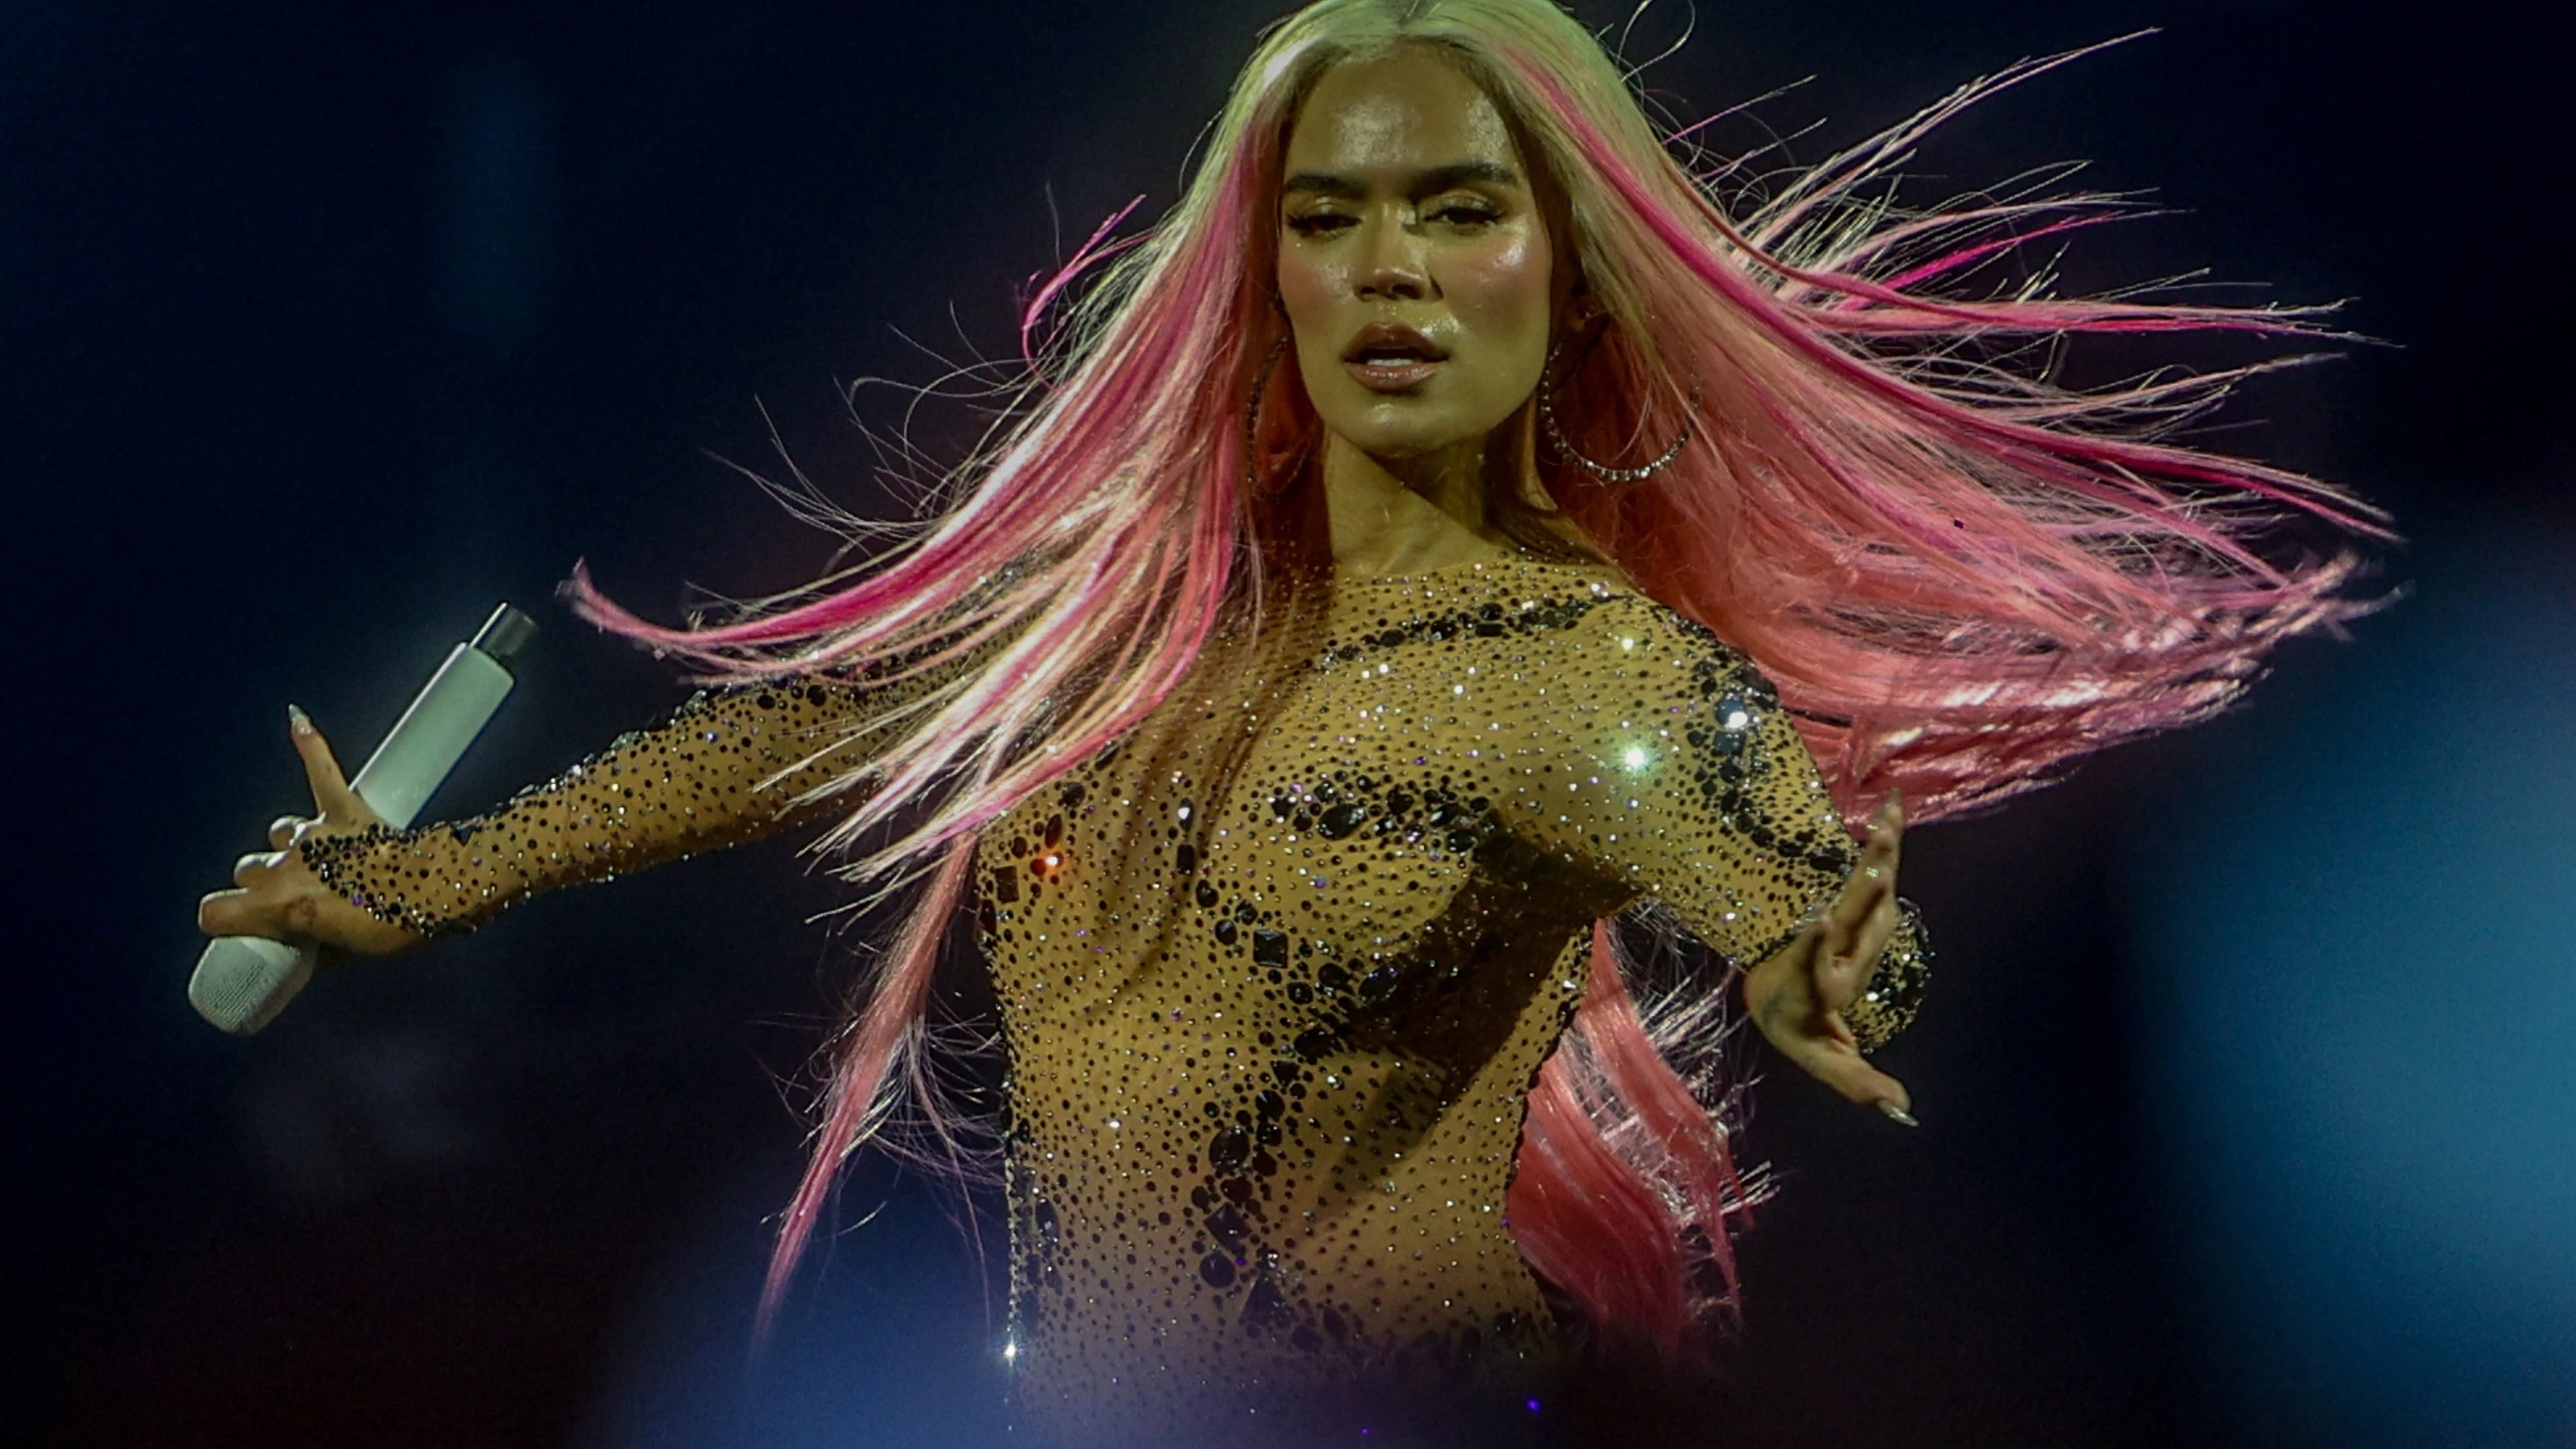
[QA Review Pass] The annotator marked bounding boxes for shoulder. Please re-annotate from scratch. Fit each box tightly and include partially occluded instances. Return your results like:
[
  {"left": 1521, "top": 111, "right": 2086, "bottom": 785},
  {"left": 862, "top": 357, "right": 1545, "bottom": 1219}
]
[
  {"left": 1317, "top": 556, "right": 1782, "bottom": 725},
  {"left": 1526, "top": 577, "right": 1779, "bottom": 714},
  {"left": 1320, "top": 557, "right": 1738, "bottom": 658},
  {"left": 1516, "top": 585, "right": 1825, "bottom": 821}
]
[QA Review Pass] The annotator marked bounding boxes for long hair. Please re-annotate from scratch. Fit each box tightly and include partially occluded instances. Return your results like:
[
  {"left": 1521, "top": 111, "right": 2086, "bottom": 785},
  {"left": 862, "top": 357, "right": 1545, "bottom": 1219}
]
[{"left": 568, "top": 0, "right": 2379, "bottom": 1354}]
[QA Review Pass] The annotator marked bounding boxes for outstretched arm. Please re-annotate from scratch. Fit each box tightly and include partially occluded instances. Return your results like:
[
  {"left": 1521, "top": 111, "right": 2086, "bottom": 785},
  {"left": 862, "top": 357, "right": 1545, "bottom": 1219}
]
[{"left": 199, "top": 676, "right": 893, "bottom": 952}]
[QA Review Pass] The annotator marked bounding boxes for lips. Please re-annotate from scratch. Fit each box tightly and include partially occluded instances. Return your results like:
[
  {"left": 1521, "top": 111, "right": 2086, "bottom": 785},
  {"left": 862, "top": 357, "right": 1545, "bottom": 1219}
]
[{"left": 1341, "top": 321, "right": 1449, "bottom": 392}]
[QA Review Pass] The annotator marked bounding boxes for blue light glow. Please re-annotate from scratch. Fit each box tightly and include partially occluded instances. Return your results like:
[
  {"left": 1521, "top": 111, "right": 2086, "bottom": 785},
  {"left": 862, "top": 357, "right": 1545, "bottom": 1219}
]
[{"left": 2128, "top": 540, "right": 2576, "bottom": 1444}]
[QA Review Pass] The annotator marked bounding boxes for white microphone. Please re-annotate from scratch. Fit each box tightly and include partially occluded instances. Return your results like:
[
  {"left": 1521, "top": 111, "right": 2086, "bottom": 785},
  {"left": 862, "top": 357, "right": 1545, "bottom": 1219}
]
[{"left": 190, "top": 602, "right": 537, "bottom": 1036}]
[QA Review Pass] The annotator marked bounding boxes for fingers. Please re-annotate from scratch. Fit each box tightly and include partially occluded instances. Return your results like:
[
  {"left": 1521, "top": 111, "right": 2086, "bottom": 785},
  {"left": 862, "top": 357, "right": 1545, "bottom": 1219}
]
[
  {"left": 232, "top": 850, "right": 279, "bottom": 887},
  {"left": 1742, "top": 935, "right": 1919, "bottom": 1125},
  {"left": 1821, "top": 892, "right": 1900, "bottom": 1011},
  {"left": 1813, "top": 793, "right": 1904, "bottom": 1011},
  {"left": 1869, "top": 788, "right": 1904, "bottom": 873},
  {"left": 1823, "top": 794, "right": 1903, "bottom": 930},
  {"left": 222, "top": 849, "right": 310, "bottom": 936},
  {"left": 1856, "top": 791, "right": 1903, "bottom": 899},
  {"left": 199, "top": 705, "right": 383, "bottom": 951},
  {"left": 197, "top": 884, "right": 317, "bottom": 942},
  {"left": 1841, "top": 797, "right": 1915, "bottom": 1125},
  {"left": 1796, "top": 1038, "right": 1915, "bottom": 1122},
  {"left": 198, "top": 889, "right": 249, "bottom": 937},
  {"left": 287, "top": 705, "right": 363, "bottom": 820}
]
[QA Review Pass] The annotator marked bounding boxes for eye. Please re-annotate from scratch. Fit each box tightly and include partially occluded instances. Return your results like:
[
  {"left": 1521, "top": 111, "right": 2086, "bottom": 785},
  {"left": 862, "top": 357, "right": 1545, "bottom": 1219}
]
[
  {"left": 1286, "top": 212, "right": 1355, "bottom": 237},
  {"left": 1429, "top": 200, "right": 1502, "bottom": 229}
]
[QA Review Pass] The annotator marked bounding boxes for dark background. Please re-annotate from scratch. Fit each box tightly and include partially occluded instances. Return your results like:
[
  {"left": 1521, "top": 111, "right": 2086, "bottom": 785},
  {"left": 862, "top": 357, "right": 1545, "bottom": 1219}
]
[{"left": 11, "top": 2, "right": 2571, "bottom": 1445}]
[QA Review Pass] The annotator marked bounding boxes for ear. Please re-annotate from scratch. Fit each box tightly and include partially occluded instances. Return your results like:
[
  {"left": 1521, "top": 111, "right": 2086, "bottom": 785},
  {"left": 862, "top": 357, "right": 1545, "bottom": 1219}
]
[
  {"left": 1556, "top": 274, "right": 1611, "bottom": 346},
  {"left": 1549, "top": 289, "right": 1614, "bottom": 386}
]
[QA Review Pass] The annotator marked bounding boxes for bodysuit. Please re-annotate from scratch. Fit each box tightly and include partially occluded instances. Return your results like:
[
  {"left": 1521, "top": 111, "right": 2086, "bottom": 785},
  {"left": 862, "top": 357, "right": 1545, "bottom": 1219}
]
[{"left": 305, "top": 555, "right": 1927, "bottom": 1446}]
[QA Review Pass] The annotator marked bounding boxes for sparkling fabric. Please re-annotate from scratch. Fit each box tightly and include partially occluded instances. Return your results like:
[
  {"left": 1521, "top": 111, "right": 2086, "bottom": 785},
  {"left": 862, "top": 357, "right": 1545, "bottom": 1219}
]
[{"left": 305, "top": 556, "right": 1927, "bottom": 1444}]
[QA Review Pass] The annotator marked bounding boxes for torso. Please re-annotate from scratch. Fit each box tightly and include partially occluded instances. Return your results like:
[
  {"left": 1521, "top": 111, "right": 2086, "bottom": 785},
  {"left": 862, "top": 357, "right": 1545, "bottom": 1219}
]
[
  {"left": 305, "top": 547, "right": 1886, "bottom": 1444},
  {"left": 980, "top": 557, "right": 1665, "bottom": 1444}
]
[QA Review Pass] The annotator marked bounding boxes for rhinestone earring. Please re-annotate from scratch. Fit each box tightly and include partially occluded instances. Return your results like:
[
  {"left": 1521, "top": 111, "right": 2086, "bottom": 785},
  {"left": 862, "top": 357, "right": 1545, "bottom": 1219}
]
[{"left": 1536, "top": 339, "right": 1696, "bottom": 485}]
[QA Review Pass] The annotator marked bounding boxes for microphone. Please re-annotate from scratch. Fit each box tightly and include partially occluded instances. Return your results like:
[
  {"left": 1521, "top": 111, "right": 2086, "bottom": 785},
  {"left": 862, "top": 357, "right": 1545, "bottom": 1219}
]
[{"left": 189, "top": 602, "right": 537, "bottom": 1036}]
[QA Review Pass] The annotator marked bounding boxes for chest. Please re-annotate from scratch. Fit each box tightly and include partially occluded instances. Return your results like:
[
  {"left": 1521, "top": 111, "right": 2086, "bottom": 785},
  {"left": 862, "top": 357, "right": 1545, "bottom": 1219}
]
[{"left": 974, "top": 611, "right": 1623, "bottom": 1048}]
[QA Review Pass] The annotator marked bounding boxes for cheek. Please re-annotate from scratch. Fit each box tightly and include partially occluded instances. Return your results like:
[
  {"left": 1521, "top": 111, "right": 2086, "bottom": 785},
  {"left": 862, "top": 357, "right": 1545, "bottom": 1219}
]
[
  {"left": 1453, "top": 228, "right": 1552, "bottom": 327},
  {"left": 1275, "top": 245, "right": 1339, "bottom": 330},
  {"left": 1277, "top": 246, "right": 1354, "bottom": 401},
  {"left": 1448, "top": 228, "right": 1555, "bottom": 374}
]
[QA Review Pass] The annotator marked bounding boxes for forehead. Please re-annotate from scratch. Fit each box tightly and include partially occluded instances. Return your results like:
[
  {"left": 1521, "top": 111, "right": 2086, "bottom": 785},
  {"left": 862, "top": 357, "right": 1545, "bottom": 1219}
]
[{"left": 1284, "top": 48, "right": 1522, "bottom": 175}]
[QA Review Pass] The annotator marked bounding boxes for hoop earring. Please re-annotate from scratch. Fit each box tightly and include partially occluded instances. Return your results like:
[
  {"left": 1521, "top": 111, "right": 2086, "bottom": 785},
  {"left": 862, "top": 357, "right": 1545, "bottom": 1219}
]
[
  {"left": 1537, "top": 339, "right": 1696, "bottom": 485},
  {"left": 1243, "top": 332, "right": 1293, "bottom": 497}
]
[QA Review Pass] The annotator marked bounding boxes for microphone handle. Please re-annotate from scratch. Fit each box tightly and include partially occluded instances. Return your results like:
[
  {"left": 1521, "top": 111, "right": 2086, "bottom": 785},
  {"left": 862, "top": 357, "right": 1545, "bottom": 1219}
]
[{"left": 189, "top": 604, "right": 534, "bottom": 1036}]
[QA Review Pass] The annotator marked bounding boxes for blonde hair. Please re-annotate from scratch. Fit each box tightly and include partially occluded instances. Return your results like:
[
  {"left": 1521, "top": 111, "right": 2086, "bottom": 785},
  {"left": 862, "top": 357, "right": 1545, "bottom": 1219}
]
[{"left": 573, "top": 0, "right": 2378, "bottom": 1351}]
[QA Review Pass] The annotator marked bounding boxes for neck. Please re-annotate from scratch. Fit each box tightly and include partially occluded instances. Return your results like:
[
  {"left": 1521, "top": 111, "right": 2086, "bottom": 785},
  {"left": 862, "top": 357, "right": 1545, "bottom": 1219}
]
[{"left": 1321, "top": 431, "right": 1514, "bottom": 579}]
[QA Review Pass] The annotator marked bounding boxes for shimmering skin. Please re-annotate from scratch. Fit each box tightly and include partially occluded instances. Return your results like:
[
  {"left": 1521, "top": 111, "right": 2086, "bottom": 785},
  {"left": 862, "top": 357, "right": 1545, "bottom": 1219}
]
[{"left": 304, "top": 556, "right": 1927, "bottom": 1445}]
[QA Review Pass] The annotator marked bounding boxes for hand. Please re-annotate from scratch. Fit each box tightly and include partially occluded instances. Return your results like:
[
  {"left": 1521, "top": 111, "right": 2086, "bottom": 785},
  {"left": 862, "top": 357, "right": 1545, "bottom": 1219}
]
[
  {"left": 195, "top": 706, "right": 420, "bottom": 958},
  {"left": 1741, "top": 792, "right": 1915, "bottom": 1124}
]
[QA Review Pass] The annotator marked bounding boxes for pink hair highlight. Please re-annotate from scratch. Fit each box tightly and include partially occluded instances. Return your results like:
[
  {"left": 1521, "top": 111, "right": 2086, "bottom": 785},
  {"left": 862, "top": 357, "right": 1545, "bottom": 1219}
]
[
  {"left": 1485, "top": 48, "right": 2377, "bottom": 828},
  {"left": 757, "top": 837, "right": 975, "bottom": 1339},
  {"left": 568, "top": 0, "right": 2381, "bottom": 1356},
  {"left": 1507, "top": 922, "right": 1754, "bottom": 1355}
]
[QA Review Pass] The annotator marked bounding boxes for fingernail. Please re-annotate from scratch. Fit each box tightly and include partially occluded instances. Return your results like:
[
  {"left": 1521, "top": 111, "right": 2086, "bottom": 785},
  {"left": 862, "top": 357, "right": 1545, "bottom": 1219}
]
[
  {"left": 287, "top": 704, "right": 311, "bottom": 735},
  {"left": 1878, "top": 1101, "right": 1919, "bottom": 1128}
]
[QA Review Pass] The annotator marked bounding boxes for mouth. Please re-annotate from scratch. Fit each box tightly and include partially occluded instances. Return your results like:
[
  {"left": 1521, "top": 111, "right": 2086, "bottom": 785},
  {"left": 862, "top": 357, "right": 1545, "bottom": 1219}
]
[{"left": 1340, "top": 322, "right": 1450, "bottom": 392}]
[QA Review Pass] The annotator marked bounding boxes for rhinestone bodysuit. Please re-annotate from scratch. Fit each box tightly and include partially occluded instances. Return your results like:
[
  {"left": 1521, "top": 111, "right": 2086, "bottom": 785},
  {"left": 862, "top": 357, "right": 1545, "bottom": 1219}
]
[{"left": 305, "top": 556, "right": 1926, "bottom": 1446}]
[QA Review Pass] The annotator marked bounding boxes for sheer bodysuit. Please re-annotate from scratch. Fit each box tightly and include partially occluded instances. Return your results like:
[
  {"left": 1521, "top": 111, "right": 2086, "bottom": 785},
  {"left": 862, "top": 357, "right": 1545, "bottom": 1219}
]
[{"left": 304, "top": 556, "right": 1926, "bottom": 1445}]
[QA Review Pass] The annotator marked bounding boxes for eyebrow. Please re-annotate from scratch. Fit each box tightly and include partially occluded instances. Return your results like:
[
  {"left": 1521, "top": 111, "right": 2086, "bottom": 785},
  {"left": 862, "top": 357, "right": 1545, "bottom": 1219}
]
[{"left": 1280, "top": 160, "right": 1523, "bottom": 200}]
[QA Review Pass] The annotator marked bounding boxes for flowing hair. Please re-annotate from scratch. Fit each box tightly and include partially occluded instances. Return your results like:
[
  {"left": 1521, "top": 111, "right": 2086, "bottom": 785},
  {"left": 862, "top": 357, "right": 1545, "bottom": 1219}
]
[{"left": 568, "top": 0, "right": 2381, "bottom": 1355}]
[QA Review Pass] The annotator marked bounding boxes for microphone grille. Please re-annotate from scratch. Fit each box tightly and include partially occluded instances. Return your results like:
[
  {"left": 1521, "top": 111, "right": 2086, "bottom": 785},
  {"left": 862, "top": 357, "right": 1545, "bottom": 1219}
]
[{"left": 189, "top": 937, "right": 314, "bottom": 1036}]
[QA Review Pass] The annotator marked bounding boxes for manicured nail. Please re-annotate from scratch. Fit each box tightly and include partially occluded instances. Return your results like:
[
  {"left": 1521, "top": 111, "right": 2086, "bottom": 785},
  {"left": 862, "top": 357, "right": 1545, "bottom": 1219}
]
[
  {"left": 287, "top": 704, "right": 311, "bottom": 735},
  {"left": 1878, "top": 1101, "right": 1919, "bottom": 1128}
]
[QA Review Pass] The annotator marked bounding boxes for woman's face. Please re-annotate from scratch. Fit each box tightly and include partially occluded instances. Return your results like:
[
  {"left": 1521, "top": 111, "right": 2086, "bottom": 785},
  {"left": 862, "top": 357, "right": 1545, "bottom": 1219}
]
[{"left": 1276, "top": 48, "right": 1556, "bottom": 464}]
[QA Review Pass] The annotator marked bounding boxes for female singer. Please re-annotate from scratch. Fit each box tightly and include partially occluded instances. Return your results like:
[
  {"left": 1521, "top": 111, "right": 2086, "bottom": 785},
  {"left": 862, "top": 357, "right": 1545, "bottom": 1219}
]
[{"left": 200, "top": 1, "right": 2374, "bottom": 1441}]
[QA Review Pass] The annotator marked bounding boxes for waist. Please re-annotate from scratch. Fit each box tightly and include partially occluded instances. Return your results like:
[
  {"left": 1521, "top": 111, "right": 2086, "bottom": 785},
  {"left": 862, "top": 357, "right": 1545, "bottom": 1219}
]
[{"left": 1005, "top": 1280, "right": 1563, "bottom": 1447}]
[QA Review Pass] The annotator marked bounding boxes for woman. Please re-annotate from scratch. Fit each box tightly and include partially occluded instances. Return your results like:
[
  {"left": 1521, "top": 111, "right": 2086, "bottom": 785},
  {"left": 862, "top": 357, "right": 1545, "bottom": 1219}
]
[{"left": 199, "top": 1, "right": 2375, "bottom": 1442}]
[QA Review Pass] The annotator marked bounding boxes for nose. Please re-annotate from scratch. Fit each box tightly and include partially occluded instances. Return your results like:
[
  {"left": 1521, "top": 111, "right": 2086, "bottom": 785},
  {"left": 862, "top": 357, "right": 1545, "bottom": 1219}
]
[{"left": 1355, "top": 212, "right": 1437, "bottom": 302}]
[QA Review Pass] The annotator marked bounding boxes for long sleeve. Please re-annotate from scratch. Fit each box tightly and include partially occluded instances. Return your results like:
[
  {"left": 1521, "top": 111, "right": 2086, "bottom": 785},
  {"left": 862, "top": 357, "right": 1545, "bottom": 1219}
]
[
  {"left": 301, "top": 674, "right": 911, "bottom": 940},
  {"left": 1509, "top": 593, "right": 1929, "bottom": 1051}
]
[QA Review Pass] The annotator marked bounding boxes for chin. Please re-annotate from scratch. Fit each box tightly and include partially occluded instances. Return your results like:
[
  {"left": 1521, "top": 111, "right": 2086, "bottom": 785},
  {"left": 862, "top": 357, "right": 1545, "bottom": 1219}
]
[{"left": 1329, "top": 403, "right": 1498, "bottom": 461}]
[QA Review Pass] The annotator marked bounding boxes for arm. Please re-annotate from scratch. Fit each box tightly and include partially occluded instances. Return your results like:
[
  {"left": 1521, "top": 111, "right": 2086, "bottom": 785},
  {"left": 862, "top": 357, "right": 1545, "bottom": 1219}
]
[
  {"left": 200, "top": 668, "right": 935, "bottom": 953},
  {"left": 299, "top": 677, "right": 888, "bottom": 938},
  {"left": 1512, "top": 595, "right": 1929, "bottom": 1104}
]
